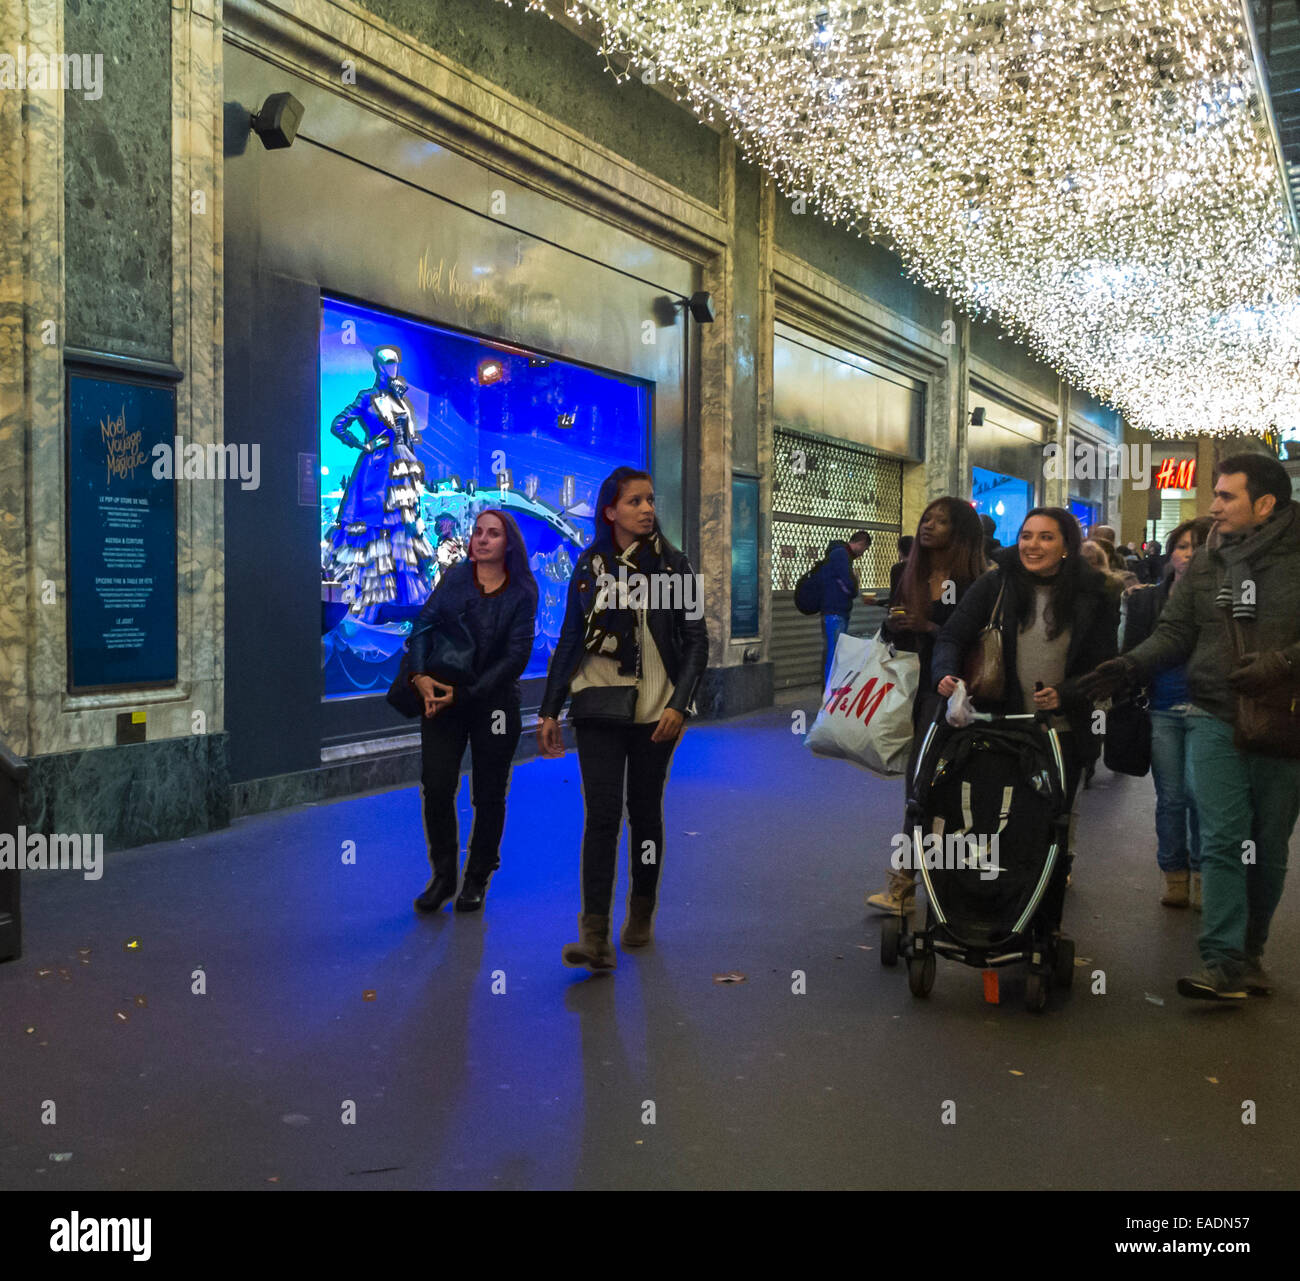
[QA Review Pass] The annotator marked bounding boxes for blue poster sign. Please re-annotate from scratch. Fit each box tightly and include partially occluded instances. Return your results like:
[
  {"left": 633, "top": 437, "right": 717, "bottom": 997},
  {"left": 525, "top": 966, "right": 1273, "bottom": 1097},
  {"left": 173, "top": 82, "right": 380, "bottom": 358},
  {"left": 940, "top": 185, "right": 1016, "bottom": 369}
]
[
  {"left": 66, "top": 373, "right": 178, "bottom": 689},
  {"left": 731, "top": 476, "right": 760, "bottom": 637}
]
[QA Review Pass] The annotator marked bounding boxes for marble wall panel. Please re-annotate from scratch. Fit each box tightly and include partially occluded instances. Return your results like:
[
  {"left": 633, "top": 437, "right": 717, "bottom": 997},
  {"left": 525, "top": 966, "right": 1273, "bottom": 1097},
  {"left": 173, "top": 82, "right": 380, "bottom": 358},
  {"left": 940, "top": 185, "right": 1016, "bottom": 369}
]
[{"left": 63, "top": 0, "right": 173, "bottom": 360}]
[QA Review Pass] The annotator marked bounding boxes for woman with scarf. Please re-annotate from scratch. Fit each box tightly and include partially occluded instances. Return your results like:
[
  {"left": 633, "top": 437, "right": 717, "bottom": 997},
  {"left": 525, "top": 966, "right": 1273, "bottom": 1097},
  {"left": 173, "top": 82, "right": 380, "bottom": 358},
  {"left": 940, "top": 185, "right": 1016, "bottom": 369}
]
[
  {"left": 930, "top": 508, "right": 1118, "bottom": 906},
  {"left": 409, "top": 509, "right": 538, "bottom": 915},
  {"left": 538, "top": 467, "right": 709, "bottom": 971},
  {"left": 866, "top": 497, "right": 988, "bottom": 914}
]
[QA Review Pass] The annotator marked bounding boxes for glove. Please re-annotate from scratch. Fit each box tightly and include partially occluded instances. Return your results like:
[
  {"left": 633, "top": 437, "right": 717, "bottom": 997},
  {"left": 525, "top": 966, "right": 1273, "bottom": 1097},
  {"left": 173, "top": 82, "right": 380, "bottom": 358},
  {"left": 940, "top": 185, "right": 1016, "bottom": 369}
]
[
  {"left": 1075, "top": 656, "right": 1139, "bottom": 701},
  {"left": 1227, "top": 651, "right": 1293, "bottom": 696}
]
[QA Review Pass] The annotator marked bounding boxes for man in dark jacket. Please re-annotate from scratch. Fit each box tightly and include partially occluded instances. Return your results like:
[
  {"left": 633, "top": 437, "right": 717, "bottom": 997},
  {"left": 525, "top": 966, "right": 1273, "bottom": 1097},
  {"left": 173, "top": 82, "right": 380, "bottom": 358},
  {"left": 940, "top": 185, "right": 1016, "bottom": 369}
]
[
  {"left": 820, "top": 531, "right": 871, "bottom": 686},
  {"left": 1081, "top": 454, "right": 1300, "bottom": 1002}
]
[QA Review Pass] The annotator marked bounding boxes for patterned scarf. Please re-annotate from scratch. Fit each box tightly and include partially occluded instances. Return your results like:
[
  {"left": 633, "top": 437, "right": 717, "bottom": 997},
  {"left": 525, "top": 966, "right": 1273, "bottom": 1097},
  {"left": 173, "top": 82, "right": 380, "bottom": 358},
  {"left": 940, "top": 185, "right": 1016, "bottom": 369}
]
[
  {"left": 581, "top": 533, "right": 666, "bottom": 676},
  {"left": 1211, "top": 505, "right": 1296, "bottom": 622}
]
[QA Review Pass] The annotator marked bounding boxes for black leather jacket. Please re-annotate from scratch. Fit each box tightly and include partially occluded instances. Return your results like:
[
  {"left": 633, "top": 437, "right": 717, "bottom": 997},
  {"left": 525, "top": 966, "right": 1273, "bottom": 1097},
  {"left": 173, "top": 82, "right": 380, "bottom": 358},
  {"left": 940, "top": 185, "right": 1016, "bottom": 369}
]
[{"left": 539, "top": 541, "right": 710, "bottom": 721}]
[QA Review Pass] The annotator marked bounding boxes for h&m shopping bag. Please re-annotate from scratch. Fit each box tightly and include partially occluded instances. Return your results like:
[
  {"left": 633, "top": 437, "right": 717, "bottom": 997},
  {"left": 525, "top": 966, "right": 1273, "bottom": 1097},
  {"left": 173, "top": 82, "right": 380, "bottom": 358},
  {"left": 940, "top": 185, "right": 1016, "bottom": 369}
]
[{"left": 804, "top": 630, "right": 920, "bottom": 777}]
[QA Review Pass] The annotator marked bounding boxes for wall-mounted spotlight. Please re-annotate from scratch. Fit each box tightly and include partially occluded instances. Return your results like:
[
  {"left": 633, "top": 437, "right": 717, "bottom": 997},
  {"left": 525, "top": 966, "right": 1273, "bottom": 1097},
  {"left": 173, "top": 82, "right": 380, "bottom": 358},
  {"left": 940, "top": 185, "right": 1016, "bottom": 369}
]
[
  {"left": 250, "top": 92, "right": 304, "bottom": 150},
  {"left": 686, "top": 291, "right": 715, "bottom": 323},
  {"left": 970, "top": 406, "right": 986, "bottom": 426}
]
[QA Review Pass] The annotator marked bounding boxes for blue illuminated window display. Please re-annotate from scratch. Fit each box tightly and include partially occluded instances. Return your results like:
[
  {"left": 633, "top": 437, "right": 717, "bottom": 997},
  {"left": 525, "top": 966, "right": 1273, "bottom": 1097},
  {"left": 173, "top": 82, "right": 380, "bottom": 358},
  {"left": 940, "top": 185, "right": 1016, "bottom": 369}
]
[
  {"left": 320, "top": 296, "right": 650, "bottom": 700},
  {"left": 971, "top": 465, "right": 1033, "bottom": 548}
]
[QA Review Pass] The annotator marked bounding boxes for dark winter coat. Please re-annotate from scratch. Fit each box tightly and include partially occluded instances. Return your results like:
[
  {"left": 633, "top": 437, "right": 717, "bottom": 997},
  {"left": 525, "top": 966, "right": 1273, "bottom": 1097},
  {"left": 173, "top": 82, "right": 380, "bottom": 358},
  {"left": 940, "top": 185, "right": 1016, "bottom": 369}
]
[
  {"left": 407, "top": 559, "right": 536, "bottom": 707},
  {"left": 931, "top": 553, "right": 1119, "bottom": 753},
  {"left": 1124, "top": 504, "right": 1300, "bottom": 725}
]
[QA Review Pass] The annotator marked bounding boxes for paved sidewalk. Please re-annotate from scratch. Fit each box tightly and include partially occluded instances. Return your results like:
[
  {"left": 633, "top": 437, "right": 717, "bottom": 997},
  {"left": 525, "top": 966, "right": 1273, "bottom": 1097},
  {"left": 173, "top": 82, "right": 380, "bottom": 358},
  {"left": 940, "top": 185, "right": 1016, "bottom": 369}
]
[{"left": 2, "top": 699, "right": 1297, "bottom": 1190}]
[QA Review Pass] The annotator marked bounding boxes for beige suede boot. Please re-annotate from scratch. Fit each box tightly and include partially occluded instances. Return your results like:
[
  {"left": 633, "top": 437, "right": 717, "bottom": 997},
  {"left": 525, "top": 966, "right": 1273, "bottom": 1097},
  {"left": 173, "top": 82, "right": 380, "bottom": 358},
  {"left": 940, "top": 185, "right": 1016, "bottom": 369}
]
[
  {"left": 866, "top": 868, "right": 917, "bottom": 915},
  {"left": 1160, "top": 870, "right": 1189, "bottom": 908},
  {"left": 1190, "top": 872, "right": 1203, "bottom": 912}
]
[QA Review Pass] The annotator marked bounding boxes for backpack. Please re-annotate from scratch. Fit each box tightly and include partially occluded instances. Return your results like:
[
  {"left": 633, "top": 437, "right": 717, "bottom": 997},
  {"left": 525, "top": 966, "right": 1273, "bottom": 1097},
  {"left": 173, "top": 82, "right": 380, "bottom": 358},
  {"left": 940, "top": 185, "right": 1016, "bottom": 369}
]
[{"left": 794, "top": 556, "right": 830, "bottom": 615}]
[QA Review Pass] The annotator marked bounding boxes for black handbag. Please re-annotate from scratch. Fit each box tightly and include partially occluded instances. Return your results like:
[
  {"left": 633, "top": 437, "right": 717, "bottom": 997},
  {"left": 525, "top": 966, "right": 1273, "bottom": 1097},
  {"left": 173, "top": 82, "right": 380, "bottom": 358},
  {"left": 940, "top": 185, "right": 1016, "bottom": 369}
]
[
  {"left": 569, "top": 685, "right": 638, "bottom": 724},
  {"left": 385, "top": 605, "right": 478, "bottom": 720},
  {"left": 1103, "top": 691, "right": 1152, "bottom": 776}
]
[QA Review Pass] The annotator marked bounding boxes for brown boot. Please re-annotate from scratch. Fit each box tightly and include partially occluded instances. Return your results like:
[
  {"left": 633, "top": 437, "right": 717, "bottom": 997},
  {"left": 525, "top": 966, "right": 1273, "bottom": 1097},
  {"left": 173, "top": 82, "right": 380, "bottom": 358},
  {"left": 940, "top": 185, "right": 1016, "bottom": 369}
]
[
  {"left": 622, "top": 895, "right": 655, "bottom": 948},
  {"left": 866, "top": 868, "right": 917, "bottom": 915},
  {"left": 1160, "top": 870, "right": 1189, "bottom": 908},
  {"left": 1190, "top": 872, "right": 1203, "bottom": 912},
  {"left": 561, "top": 914, "right": 616, "bottom": 970}
]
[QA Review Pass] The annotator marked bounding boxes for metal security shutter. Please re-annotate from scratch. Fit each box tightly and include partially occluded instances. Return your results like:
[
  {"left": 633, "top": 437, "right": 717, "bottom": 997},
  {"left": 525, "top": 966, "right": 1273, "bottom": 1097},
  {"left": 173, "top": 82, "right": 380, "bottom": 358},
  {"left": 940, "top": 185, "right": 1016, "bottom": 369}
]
[{"left": 771, "top": 428, "right": 903, "bottom": 690}]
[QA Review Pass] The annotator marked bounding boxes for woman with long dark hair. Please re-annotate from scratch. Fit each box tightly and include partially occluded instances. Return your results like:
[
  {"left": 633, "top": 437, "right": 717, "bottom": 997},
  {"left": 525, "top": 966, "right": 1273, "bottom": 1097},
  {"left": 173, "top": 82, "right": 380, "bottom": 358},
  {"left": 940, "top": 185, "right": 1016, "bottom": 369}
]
[
  {"left": 537, "top": 467, "right": 709, "bottom": 970},
  {"left": 930, "top": 508, "right": 1118, "bottom": 901},
  {"left": 867, "top": 497, "right": 988, "bottom": 914},
  {"left": 409, "top": 509, "right": 538, "bottom": 915}
]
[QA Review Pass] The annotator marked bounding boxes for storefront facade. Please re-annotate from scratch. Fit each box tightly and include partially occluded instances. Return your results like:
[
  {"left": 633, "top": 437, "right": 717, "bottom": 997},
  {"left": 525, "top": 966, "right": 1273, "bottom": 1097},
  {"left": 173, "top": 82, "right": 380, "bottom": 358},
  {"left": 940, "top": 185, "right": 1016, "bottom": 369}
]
[{"left": 1, "top": 0, "right": 1148, "bottom": 847}]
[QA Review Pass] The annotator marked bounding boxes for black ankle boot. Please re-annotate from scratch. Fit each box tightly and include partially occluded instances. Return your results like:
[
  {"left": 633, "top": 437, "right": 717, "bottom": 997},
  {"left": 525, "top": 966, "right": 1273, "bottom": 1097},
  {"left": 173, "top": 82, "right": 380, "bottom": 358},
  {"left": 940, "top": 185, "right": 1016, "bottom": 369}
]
[
  {"left": 414, "top": 874, "right": 456, "bottom": 914},
  {"left": 455, "top": 873, "right": 489, "bottom": 913}
]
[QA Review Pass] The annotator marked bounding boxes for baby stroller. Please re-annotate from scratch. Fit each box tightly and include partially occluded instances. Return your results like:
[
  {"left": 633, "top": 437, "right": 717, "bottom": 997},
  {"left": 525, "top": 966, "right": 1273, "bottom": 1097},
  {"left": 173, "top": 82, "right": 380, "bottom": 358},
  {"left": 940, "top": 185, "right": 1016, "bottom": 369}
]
[{"left": 880, "top": 705, "right": 1075, "bottom": 1013}]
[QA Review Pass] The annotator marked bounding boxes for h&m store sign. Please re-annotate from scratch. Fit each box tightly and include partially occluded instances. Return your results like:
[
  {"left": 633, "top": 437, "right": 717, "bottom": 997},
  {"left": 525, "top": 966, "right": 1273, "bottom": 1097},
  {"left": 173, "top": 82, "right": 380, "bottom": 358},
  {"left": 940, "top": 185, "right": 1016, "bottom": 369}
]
[{"left": 1154, "top": 457, "right": 1196, "bottom": 489}]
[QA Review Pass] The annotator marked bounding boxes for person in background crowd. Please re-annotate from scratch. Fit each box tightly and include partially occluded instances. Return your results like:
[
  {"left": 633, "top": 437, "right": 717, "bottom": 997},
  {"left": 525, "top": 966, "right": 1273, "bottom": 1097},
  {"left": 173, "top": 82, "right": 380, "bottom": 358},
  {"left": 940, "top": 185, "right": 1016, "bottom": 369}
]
[
  {"left": 1119, "top": 517, "right": 1212, "bottom": 910},
  {"left": 538, "top": 467, "right": 709, "bottom": 971},
  {"left": 1081, "top": 539, "right": 1128, "bottom": 601},
  {"left": 978, "top": 513, "right": 1000, "bottom": 567},
  {"left": 866, "top": 498, "right": 989, "bottom": 914},
  {"left": 1090, "top": 523, "right": 1118, "bottom": 545},
  {"left": 1091, "top": 536, "right": 1128, "bottom": 573},
  {"left": 1119, "top": 542, "right": 1143, "bottom": 576},
  {"left": 1081, "top": 454, "right": 1300, "bottom": 1001},
  {"left": 1141, "top": 539, "right": 1165, "bottom": 585},
  {"left": 410, "top": 510, "right": 538, "bottom": 915},
  {"left": 820, "top": 530, "right": 872, "bottom": 686},
  {"left": 932, "top": 508, "right": 1119, "bottom": 919}
]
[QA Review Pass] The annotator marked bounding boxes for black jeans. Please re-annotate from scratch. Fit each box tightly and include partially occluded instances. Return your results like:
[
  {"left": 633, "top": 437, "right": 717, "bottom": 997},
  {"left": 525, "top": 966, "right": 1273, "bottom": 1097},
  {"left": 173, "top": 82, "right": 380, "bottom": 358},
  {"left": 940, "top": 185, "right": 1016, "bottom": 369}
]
[
  {"left": 419, "top": 699, "right": 522, "bottom": 882},
  {"left": 574, "top": 720, "right": 679, "bottom": 916}
]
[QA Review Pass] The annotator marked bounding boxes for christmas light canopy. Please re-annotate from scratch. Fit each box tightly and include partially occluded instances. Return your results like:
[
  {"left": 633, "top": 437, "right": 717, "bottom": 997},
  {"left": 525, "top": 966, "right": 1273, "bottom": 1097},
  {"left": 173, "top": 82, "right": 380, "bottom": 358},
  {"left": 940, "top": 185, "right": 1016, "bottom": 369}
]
[{"left": 505, "top": 0, "right": 1300, "bottom": 438}]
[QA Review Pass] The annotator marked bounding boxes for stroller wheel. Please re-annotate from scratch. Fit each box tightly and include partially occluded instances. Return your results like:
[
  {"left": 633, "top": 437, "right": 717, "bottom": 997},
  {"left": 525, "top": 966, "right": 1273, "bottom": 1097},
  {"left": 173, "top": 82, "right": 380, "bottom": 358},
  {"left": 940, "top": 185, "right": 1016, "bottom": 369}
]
[
  {"left": 907, "top": 951, "right": 936, "bottom": 997},
  {"left": 1025, "top": 968, "right": 1049, "bottom": 1013},
  {"left": 1053, "top": 937, "right": 1076, "bottom": 989},
  {"left": 881, "top": 916, "right": 900, "bottom": 967}
]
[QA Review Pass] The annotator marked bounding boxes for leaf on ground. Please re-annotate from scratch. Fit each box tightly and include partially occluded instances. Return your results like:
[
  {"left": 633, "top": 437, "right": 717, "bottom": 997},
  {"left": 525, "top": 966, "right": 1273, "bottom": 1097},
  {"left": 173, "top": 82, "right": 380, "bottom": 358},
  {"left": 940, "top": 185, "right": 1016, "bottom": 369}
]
[
  {"left": 713, "top": 972, "right": 746, "bottom": 984},
  {"left": 1009, "top": 1070, "right": 1025, "bottom": 1076},
  {"left": 1206, "top": 1076, "right": 1219, "bottom": 1085}
]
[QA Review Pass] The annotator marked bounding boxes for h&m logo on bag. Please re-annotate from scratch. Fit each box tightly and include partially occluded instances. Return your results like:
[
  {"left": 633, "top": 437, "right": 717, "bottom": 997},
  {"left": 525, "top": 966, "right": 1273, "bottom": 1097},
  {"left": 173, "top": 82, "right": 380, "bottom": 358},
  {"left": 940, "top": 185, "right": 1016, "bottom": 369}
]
[{"left": 824, "top": 672, "right": 895, "bottom": 724}]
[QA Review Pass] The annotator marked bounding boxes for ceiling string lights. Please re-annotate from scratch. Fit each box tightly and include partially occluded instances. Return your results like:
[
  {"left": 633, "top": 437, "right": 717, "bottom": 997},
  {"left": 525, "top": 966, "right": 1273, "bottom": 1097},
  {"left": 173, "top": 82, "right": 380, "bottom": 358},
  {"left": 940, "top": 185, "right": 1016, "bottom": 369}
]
[{"left": 504, "top": 0, "right": 1300, "bottom": 437}]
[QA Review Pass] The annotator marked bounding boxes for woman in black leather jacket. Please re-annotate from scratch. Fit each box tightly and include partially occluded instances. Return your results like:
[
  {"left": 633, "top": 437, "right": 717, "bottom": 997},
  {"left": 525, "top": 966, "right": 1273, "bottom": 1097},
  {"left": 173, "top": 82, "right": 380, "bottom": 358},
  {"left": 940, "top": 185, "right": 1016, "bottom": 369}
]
[
  {"left": 408, "top": 509, "right": 537, "bottom": 916},
  {"left": 538, "top": 467, "right": 709, "bottom": 971}
]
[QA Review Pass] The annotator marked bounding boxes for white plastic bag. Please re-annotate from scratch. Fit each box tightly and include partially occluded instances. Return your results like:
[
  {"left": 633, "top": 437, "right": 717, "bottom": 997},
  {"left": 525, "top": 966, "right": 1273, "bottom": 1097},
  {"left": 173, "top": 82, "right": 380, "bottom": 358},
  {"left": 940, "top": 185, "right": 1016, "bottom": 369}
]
[
  {"left": 804, "top": 630, "right": 920, "bottom": 777},
  {"left": 945, "top": 678, "right": 976, "bottom": 727}
]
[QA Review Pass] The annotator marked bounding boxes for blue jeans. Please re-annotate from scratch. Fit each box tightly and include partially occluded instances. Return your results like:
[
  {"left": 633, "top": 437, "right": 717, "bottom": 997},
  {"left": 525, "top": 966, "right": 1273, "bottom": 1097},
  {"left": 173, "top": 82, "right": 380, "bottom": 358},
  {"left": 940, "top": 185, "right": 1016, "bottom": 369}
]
[
  {"left": 822, "top": 612, "right": 849, "bottom": 688},
  {"left": 1149, "top": 707, "right": 1200, "bottom": 873},
  {"left": 1185, "top": 709, "right": 1300, "bottom": 977}
]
